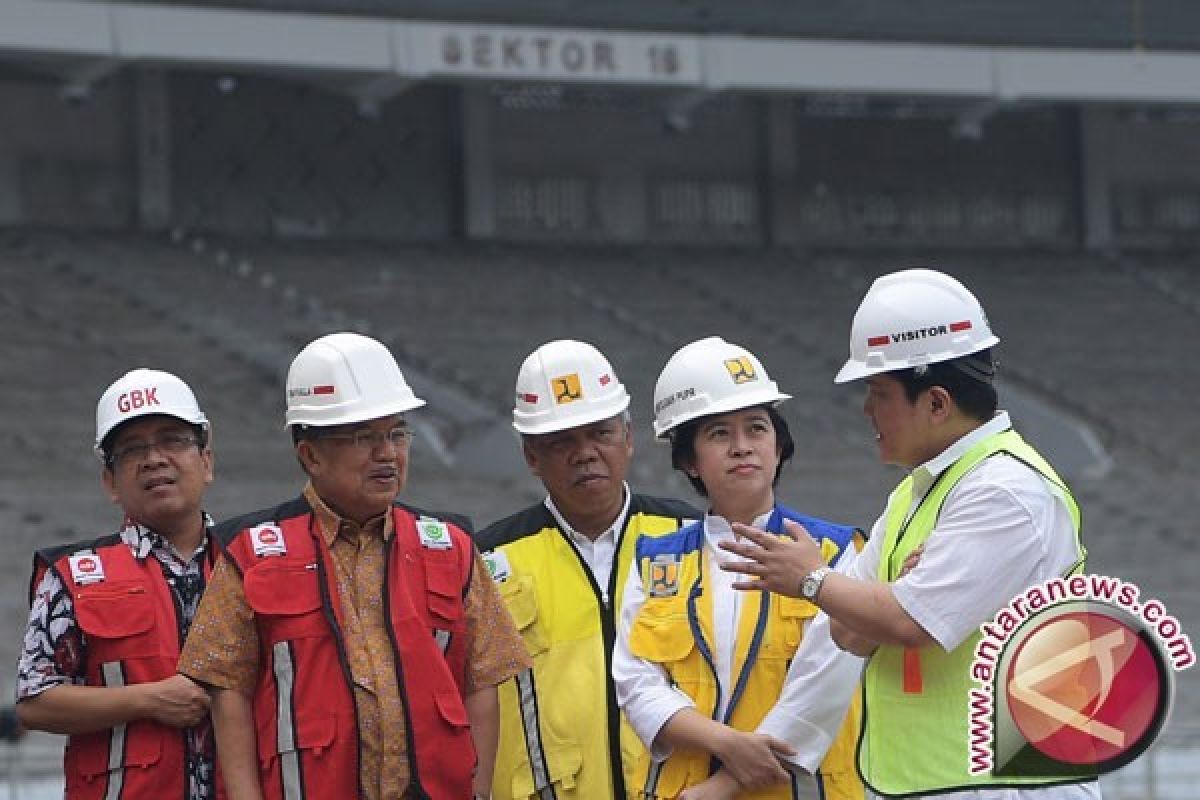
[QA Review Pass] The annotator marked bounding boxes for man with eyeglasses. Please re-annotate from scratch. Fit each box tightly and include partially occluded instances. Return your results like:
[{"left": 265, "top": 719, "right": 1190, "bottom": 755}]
[
  {"left": 180, "top": 332, "right": 530, "bottom": 800},
  {"left": 17, "top": 368, "right": 220, "bottom": 800},
  {"left": 477, "top": 340, "right": 699, "bottom": 800}
]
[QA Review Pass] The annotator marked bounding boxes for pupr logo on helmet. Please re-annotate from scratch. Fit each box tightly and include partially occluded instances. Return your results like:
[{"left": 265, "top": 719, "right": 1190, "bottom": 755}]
[
  {"left": 724, "top": 357, "right": 758, "bottom": 385},
  {"left": 552, "top": 373, "right": 583, "bottom": 405}
]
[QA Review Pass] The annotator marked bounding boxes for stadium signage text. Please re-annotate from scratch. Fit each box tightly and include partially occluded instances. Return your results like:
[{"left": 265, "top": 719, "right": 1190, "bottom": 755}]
[{"left": 415, "top": 24, "right": 699, "bottom": 84}]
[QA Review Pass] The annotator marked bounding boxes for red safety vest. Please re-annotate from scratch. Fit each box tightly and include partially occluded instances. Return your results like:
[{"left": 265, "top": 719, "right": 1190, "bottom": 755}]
[
  {"left": 223, "top": 502, "right": 476, "bottom": 800},
  {"left": 35, "top": 536, "right": 220, "bottom": 800}
]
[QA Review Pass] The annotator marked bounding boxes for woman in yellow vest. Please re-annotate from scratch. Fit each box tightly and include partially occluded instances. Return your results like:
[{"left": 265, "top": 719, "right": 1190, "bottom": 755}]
[{"left": 613, "top": 337, "right": 866, "bottom": 800}]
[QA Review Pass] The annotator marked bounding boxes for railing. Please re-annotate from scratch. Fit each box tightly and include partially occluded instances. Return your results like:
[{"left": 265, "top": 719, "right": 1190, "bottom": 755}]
[
  {"left": 0, "top": 731, "right": 62, "bottom": 800},
  {"left": 1100, "top": 725, "right": 1200, "bottom": 800}
]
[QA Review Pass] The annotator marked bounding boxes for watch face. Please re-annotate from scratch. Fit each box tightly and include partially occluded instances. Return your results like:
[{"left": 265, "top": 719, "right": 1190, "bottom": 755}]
[{"left": 802, "top": 568, "right": 826, "bottom": 600}]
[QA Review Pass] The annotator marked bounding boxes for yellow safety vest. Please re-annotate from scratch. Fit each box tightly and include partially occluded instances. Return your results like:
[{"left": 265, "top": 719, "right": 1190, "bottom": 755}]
[
  {"left": 478, "top": 494, "right": 699, "bottom": 800},
  {"left": 859, "top": 428, "right": 1088, "bottom": 797},
  {"left": 627, "top": 506, "right": 865, "bottom": 800}
]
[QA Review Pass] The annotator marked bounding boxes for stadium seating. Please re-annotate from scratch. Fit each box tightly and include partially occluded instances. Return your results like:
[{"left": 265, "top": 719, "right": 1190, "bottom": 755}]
[{"left": 2, "top": 229, "right": 1196, "bottom": 731}]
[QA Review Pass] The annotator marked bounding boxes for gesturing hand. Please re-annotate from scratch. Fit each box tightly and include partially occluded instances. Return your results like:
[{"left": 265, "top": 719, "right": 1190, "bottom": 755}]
[{"left": 719, "top": 520, "right": 826, "bottom": 597}]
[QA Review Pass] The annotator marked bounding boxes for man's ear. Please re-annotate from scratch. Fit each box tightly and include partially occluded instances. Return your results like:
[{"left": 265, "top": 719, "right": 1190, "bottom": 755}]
[
  {"left": 522, "top": 440, "right": 541, "bottom": 477},
  {"left": 200, "top": 446, "right": 215, "bottom": 486},
  {"left": 927, "top": 386, "right": 953, "bottom": 420},
  {"left": 296, "top": 440, "right": 322, "bottom": 477}
]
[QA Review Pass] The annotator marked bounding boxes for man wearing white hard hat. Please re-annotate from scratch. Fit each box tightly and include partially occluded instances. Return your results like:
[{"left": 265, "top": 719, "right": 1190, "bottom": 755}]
[
  {"left": 477, "top": 339, "right": 699, "bottom": 800},
  {"left": 180, "top": 332, "right": 529, "bottom": 800},
  {"left": 17, "top": 368, "right": 221, "bottom": 800},
  {"left": 721, "top": 271, "right": 1095, "bottom": 799}
]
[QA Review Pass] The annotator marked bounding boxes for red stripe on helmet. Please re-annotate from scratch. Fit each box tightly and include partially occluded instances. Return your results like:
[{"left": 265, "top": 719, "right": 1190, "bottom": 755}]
[
  {"left": 867, "top": 335, "right": 890, "bottom": 347},
  {"left": 313, "top": 385, "right": 336, "bottom": 395},
  {"left": 949, "top": 320, "right": 973, "bottom": 332}
]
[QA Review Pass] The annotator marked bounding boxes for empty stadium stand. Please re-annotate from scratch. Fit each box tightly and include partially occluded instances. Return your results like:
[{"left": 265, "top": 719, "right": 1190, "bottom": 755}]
[{"left": 2, "top": 230, "right": 1197, "bottom": 772}]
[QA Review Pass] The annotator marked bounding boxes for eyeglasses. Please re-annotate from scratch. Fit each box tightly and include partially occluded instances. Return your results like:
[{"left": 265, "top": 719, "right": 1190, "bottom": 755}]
[
  {"left": 108, "top": 432, "right": 200, "bottom": 467},
  {"left": 319, "top": 427, "right": 416, "bottom": 452}
]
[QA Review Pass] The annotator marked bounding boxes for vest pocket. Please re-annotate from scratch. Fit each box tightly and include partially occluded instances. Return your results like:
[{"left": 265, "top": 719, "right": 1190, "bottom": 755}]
[
  {"left": 500, "top": 574, "right": 548, "bottom": 657},
  {"left": 773, "top": 596, "right": 818, "bottom": 650},
  {"left": 65, "top": 724, "right": 163, "bottom": 789},
  {"left": 510, "top": 742, "right": 583, "bottom": 798},
  {"left": 257, "top": 710, "right": 337, "bottom": 762},
  {"left": 244, "top": 560, "right": 328, "bottom": 641},
  {"left": 74, "top": 581, "right": 160, "bottom": 659},
  {"left": 434, "top": 688, "right": 469, "bottom": 729},
  {"left": 425, "top": 558, "right": 466, "bottom": 631},
  {"left": 628, "top": 601, "right": 694, "bottom": 665}
]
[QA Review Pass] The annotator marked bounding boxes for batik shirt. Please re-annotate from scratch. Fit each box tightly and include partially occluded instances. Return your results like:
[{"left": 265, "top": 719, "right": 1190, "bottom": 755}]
[{"left": 16, "top": 515, "right": 217, "bottom": 800}]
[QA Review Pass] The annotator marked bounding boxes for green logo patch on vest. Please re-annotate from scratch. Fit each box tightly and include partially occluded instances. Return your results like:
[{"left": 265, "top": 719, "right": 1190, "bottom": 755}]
[
  {"left": 482, "top": 549, "right": 511, "bottom": 582},
  {"left": 418, "top": 519, "right": 452, "bottom": 550}
]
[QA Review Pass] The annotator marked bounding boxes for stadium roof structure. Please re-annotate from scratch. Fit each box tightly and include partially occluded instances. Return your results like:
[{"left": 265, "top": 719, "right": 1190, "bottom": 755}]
[
  {"left": 47, "top": 0, "right": 1200, "bottom": 52},
  {"left": 3, "top": 0, "right": 1200, "bottom": 110}
]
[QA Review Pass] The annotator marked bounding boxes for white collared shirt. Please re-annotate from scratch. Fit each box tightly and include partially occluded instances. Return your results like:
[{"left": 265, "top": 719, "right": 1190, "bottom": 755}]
[
  {"left": 544, "top": 483, "right": 631, "bottom": 604},
  {"left": 846, "top": 412, "right": 1083, "bottom": 652},
  {"left": 847, "top": 413, "right": 1102, "bottom": 800},
  {"left": 613, "top": 510, "right": 863, "bottom": 772}
]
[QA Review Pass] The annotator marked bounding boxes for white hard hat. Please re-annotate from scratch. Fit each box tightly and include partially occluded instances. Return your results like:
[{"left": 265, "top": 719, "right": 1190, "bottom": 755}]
[
  {"left": 285, "top": 332, "right": 425, "bottom": 428},
  {"left": 652, "top": 337, "right": 790, "bottom": 439},
  {"left": 512, "top": 340, "right": 630, "bottom": 435},
  {"left": 95, "top": 368, "right": 208, "bottom": 455},
  {"left": 834, "top": 268, "right": 1000, "bottom": 384}
]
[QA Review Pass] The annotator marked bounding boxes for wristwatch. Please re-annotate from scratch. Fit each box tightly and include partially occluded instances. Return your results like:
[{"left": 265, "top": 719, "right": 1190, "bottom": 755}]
[{"left": 800, "top": 566, "right": 832, "bottom": 602}]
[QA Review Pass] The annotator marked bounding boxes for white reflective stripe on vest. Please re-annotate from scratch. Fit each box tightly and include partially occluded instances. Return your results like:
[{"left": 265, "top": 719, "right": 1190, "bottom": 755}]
[
  {"left": 101, "top": 661, "right": 126, "bottom": 800},
  {"left": 273, "top": 640, "right": 304, "bottom": 800},
  {"left": 516, "top": 667, "right": 556, "bottom": 799}
]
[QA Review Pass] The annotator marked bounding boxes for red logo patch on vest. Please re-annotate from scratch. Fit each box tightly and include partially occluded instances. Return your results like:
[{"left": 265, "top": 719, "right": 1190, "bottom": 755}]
[
  {"left": 250, "top": 523, "right": 287, "bottom": 557},
  {"left": 69, "top": 553, "right": 106, "bottom": 585}
]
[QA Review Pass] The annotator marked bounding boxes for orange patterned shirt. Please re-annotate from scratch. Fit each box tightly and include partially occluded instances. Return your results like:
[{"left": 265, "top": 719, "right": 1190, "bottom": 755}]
[{"left": 180, "top": 483, "right": 530, "bottom": 800}]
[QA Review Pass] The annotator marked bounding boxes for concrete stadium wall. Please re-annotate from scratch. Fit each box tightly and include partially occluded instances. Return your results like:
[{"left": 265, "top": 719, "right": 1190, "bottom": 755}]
[
  {"left": 5, "top": 66, "right": 1200, "bottom": 251},
  {"left": 1081, "top": 108, "right": 1200, "bottom": 249},
  {"left": 772, "top": 101, "right": 1081, "bottom": 249},
  {"left": 0, "top": 76, "right": 133, "bottom": 228},
  {"left": 169, "top": 72, "right": 459, "bottom": 239},
  {"left": 465, "top": 86, "right": 766, "bottom": 244}
]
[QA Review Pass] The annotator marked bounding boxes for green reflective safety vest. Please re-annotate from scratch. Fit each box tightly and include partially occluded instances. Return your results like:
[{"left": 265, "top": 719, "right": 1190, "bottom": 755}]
[
  {"left": 859, "top": 428, "right": 1087, "bottom": 798},
  {"left": 477, "top": 494, "right": 699, "bottom": 800}
]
